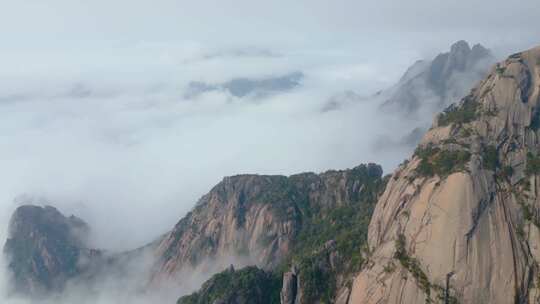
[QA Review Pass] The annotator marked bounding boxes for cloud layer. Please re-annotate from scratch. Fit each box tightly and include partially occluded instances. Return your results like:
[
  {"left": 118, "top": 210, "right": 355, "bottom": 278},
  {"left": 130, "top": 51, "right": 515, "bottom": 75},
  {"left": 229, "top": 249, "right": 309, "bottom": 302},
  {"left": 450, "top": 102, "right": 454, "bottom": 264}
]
[{"left": 0, "top": 49, "right": 415, "bottom": 250}]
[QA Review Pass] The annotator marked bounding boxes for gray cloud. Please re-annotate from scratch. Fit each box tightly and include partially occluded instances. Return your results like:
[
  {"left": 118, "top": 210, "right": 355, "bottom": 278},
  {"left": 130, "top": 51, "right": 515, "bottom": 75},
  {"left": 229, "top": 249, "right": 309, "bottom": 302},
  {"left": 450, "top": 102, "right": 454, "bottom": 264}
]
[{"left": 185, "top": 71, "right": 303, "bottom": 98}]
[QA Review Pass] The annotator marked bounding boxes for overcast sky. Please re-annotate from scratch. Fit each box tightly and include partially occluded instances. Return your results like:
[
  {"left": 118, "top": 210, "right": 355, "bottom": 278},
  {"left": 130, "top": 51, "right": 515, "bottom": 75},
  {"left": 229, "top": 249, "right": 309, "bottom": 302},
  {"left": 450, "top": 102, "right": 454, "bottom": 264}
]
[
  {"left": 0, "top": 0, "right": 539, "bottom": 249},
  {"left": 1, "top": 1, "right": 539, "bottom": 47},
  {"left": 1, "top": 0, "right": 539, "bottom": 73}
]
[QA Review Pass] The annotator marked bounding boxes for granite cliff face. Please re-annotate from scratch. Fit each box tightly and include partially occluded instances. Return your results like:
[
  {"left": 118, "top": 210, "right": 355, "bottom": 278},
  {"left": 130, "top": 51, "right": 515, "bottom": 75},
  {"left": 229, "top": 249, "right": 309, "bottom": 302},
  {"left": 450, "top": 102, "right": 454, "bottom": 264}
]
[
  {"left": 7, "top": 42, "right": 534, "bottom": 304},
  {"left": 3, "top": 164, "right": 386, "bottom": 302},
  {"left": 350, "top": 46, "right": 540, "bottom": 303},
  {"left": 381, "top": 40, "right": 495, "bottom": 116},
  {"left": 167, "top": 164, "right": 386, "bottom": 304},
  {"left": 152, "top": 174, "right": 303, "bottom": 279},
  {"left": 152, "top": 164, "right": 385, "bottom": 284}
]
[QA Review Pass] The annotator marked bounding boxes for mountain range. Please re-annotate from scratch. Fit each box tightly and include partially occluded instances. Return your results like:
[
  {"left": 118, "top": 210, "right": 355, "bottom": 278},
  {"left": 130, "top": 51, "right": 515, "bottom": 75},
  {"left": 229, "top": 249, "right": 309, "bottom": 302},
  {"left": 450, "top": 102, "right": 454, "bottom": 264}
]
[
  {"left": 380, "top": 40, "right": 495, "bottom": 116},
  {"left": 5, "top": 42, "right": 540, "bottom": 304}
]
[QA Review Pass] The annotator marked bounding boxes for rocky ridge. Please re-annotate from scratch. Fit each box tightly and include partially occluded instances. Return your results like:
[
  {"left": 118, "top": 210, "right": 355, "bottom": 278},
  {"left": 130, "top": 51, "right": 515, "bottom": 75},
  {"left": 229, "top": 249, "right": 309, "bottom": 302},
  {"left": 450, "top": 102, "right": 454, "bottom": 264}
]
[
  {"left": 3, "top": 163, "right": 386, "bottom": 304},
  {"left": 6, "top": 42, "right": 534, "bottom": 304},
  {"left": 381, "top": 40, "right": 495, "bottom": 116},
  {"left": 350, "top": 46, "right": 540, "bottom": 303},
  {"left": 151, "top": 163, "right": 386, "bottom": 298},
  {"left": 3, "top": 205, "right": 102, "bottom": 295}
]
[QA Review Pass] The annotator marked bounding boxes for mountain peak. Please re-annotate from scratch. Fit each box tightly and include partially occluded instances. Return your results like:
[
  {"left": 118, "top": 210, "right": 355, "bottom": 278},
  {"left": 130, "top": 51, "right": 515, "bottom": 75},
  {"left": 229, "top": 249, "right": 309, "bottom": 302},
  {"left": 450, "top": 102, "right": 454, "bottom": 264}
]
[
  {"left": 351, "top": 44, "right": 540, "bottom": 304},
  {"left": 471, "top": 43, "right": 489, "bottom": 53},
  {"left": 450, "top": 40, "right": 471, "bottom": 54},
  {"left": 3, "top": 205, "right": 100, "bottom": 295},
  {"left": 430, "top": 43, "right": 540, "bottom": 131},
  {"left": 7, "top": 205, "right": 89, "bottom": 248}
]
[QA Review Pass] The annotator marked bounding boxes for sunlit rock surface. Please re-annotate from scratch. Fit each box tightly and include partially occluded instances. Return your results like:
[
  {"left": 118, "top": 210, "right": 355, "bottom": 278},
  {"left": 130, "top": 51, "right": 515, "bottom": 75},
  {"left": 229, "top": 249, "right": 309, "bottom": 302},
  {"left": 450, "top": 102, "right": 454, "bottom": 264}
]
[{"left": 350, "top": 46, "right": 540, "bottom": 304}]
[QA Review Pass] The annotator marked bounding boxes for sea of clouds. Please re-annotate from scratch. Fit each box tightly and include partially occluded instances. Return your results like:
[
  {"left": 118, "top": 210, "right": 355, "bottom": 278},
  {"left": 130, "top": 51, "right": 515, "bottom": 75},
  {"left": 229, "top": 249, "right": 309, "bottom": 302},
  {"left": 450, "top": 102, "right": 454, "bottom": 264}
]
[
  {"left": 0, "top": 0, "right": 538, "bottom": 301},
  {"left": 0, "top": 42, "right": 431, "bottom": 302}
]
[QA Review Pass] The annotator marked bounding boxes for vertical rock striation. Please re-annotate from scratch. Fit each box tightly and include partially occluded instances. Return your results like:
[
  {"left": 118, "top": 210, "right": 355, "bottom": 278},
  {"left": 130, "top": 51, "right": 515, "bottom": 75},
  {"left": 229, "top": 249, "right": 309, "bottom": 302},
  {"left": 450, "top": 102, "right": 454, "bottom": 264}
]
[
  {"left": 152, "top": 164, "right": 385, "bottom": 285},
  {"left": 350, "top": 46, "right": 540, "bottom": 303}
]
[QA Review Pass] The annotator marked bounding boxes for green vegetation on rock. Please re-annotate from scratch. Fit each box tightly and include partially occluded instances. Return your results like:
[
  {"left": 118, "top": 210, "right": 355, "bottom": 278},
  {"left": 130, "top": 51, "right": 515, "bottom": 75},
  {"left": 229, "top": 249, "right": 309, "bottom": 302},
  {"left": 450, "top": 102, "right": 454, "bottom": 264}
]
[
  {"left": 394, "top": 234, "right": 431, "bottom": 298},
  {"left": 176, "top": 163, "right": 388, "bottom": 304},
  {"left": 459, "top": 127, "right": 473, "bottom": 138},
  {"left": 295, "top": 250, "right": 337, "bottom": 303},
  {"left": 289, "top": 201, "right": 374, "bottom": 303},
  {"left": 526, "top": 152, "right": 540, "bottom": 175},
  {"left": 394, "top": 234, "right": 459, "bottom": 304},
  {"left": 415, "top": 145, "right": 471, "bottom": 177},
  {"left": 482, "top": 145, "right": 498, "bottom": 171},
  {"left": 516, "top": 190, "right": 540, "bottom": 228},
  {"left": 501, "top": 165, "right": 514, "bottom": 178},
  {"left": 283, "top": 164, "right": 388, "bottom": 303},
  {"left": 481, "top": 145, "right": 515, "bottom": 179},
  {"left": 177, "top": 266, "right": 281, "bottom": 304},
  {"left": 437, "top": 98, "right": 479, "bottom": 127}
]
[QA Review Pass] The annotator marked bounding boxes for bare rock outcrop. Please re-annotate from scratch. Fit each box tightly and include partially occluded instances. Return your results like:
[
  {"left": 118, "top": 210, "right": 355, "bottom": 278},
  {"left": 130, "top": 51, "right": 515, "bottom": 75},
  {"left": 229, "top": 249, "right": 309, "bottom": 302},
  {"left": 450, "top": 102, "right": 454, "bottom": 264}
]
[
  {"left": 171, "top": 163, "right": 386, "bottom": 304},
  {"left": 280, "top": 266, "right": 299, "bottom": 304},
  {"left": 153, "top": 174, "right": 302, "bottom": 280},
  {"left": 152, "top": 164, "right": 384, "bottom": 284},
  {"left": 3, "top": 163, "right": 385, "bottom": 302},
  {"left": 350, "top": 46, "right": 540, "bottom": 303}
]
